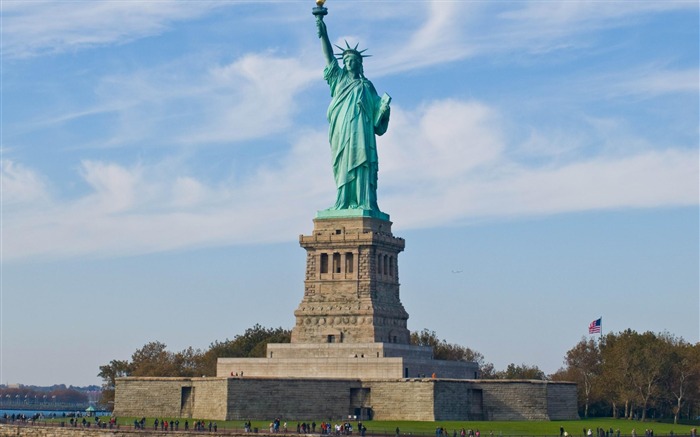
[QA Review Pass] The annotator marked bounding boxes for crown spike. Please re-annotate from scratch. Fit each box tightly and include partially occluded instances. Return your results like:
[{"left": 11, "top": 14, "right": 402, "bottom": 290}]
[{"left": 333, "top": 41, "right": 372, "bottom": 62}]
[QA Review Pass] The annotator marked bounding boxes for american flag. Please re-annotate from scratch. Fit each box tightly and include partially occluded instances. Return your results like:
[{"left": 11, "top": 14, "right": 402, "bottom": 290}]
[{"left": 588, "top": 317, "right": 602, "bottom": 334}]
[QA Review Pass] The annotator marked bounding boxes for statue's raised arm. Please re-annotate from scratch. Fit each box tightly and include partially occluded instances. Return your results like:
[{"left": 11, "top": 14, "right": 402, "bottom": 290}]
[{"left": 316, "top": 15, "right": 335, "bottom": 66}]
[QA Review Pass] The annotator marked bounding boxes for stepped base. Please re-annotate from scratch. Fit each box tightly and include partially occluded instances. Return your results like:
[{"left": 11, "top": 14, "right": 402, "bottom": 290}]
[{"left": 216, "top": 342, "right": 478, "bottom": 379}]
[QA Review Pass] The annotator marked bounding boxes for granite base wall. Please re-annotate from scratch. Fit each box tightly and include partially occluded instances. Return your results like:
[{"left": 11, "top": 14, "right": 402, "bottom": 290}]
[
  {"left": 473, "top": 380, "right": 578, "bottom": 421},
  {"left": 434, "top": 381, "right": 484, "bottom": 421},
  {"left": 217, "top": 357, "right": 407, "bottom": 379},
  {"left": 546, "top": 381, "right": 579, "bottom": 420},
  {"left": 217, "top": 357, "right": 477, "bottom": 380},
  {"left": 114, "top": 377, "right": 578, "bottom": 422},
  {"left": 114, "top": 377, "right": 229, "bottom": 420},
  {"left": 226, "top": 379, "right": 359, "bottom": 421},
  {"left": 366, "top": 380, "right": 434, "bottom": 421}
]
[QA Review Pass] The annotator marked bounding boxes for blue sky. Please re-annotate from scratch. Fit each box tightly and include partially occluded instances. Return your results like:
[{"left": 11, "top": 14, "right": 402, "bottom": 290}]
[{"left": 1, "top": 0, "right": 698, "bottom": 387}]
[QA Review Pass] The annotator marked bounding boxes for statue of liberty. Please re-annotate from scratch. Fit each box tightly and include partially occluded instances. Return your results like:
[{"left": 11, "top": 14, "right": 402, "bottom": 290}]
[{"left": 314, "top": 2, "right": 391, "bottom": 219}]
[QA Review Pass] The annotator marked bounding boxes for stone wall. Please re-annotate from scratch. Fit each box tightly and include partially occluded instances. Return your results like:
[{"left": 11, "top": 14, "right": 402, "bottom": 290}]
[
  {"left": 366, "top": 380, "right": 434, "bottom": 421},
  {"left": 226, "top": 378, "right": 358, "bottom": 420},
  {"left": 115, "top": 377, "right": 577, "bottom": 422},
  {"left": 192, "top": 379, "right": 229, "bottom": 420},
  {"left": 217, "top": 356, "right": 477, "bottom": 380},
  {"left": 114, "top": 378, "right": 229, "bottom": 420},
  {"left": 217, "top": 357, "right": 407, "bottom": 379},
  {"left": 265, "top": 343, "right": 433, "bottom": 360},
  {"left": 546, "top": 381, "right": 579, "bottom": 420},
  {"left": 474, "top": 380, "right": 578, "bottom": 421},
  {"left": 293, "top": 217, "right": 409, "bottom": 345},
  {"left": 406, "top": 360, "right": 479, "bottom": 380},
  {"left": 115, "top": 378, "right": 188, "bottom": 419},
  {"left": 434, "top": 381, "right": 483, "bottom": 421}
]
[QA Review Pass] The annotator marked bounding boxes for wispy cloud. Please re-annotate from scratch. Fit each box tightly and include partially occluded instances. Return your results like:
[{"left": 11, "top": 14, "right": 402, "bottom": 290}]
[
  {"left": 371, "top": 0, "right": 698, "bottom": 75},
  {"left": 2, "top": 1, "right": 696, "bottom": 262},
  {"left": 500, "top": 1, "right": 694, "bottom": 26},
  {"left": 3, "top": 99, "right": 696, "bottom": 261},
  {"left": 0, "top": 160, "right": 49, "bottom": 206},
  {"left": 17, "top": 51, "right": 319, "bottom": 151},
  {"left": 1, "top": 1, "right": 228, "bottom": 59},
  {"left": 612, "top": 67, "right": 699, "bottom": 97},
  {"left": 181, "top": 53, "right": 318, "bottom": 144},
  {"left": 373, "top": 2, "right": 478, "bottom": 76},
  {"left": 491, "top": 1, "right": 697, "bottom": 53},
  {"left": 379, "top": 100, "right": 698, "bottom": 228}
]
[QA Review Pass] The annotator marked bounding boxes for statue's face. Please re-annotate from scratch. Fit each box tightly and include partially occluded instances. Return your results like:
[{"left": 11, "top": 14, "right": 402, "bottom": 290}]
[{"left": 344, "top": 54, "right": 362, "bottom": 74}]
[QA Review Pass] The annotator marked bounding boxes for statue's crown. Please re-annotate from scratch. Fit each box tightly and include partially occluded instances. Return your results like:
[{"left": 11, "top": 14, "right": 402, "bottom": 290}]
[{"left": 334, "top": 41, "right": 371, "bottom": 62}]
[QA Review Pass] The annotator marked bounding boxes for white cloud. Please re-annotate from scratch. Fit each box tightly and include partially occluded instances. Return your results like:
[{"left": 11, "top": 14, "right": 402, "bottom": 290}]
[
  {"left": 1, "top": 1, "right": 228, "bottom": 59},
  {"left": 79, "top": 161, "right": 144, "bottom": 213},
  {"left": 170, "top": 177, "right": 211, "bottom": 208},
  {"left": 468, "top": 149, "right": 698, "bottom": 217},
  {"left": 0, "top": 160, "right": 49, "bottom": 206},
  {"left": 3, "top": 98, "right": 697, "bottom": 261},
  {"left": 183, "top": 54, "right": 318, "bottom": 144},
  {"left": 29, "top": 52, "right": 318, "bottom": 150},
  {"left": 373, "top": 2, "right": 477, "bottom": 76},
  {"left": 1, "top": 129, "right": 333, "bottom": 261},
  {"left": 613, "top": 67, "right": 700, "bottom": 97},
  {"left": 492, "top": 0, "right": 697, "bottom": 52},
  {"left": 362, "top": 1, "right": 697, "bottom": 78},
  {"left": 500, "top": 1, "right": 694, "bottom": 27},
  {"left": 381, "top": 100, "right": 503, "bottom": 184}
]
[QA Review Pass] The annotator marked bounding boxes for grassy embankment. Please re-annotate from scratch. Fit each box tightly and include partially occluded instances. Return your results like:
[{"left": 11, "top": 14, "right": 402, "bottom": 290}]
[{"left": 44, "top": 417, "right": 698, "bottom": 436}]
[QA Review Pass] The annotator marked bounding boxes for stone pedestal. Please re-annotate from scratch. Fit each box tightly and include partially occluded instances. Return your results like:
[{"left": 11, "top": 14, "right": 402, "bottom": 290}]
[
  {"left": 292, "top": 216, "right": 410, "bottom": 344},
  {"left": 216, "top": 216, "right": 479, "bottom": 381},
  {"left": 116, "top": 214, "right": 579, "bottom": 421}
]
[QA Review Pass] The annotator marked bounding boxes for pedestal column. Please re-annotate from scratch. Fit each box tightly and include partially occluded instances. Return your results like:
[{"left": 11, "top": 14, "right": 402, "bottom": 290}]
[{"left": 291, "top": 216, "right": 410, "bottom": 344}]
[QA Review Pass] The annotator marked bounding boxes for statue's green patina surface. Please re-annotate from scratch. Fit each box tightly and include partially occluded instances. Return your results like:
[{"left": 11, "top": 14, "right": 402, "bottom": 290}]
[{"left": 315, "top": 5, "right": 391, "bottom": 220}]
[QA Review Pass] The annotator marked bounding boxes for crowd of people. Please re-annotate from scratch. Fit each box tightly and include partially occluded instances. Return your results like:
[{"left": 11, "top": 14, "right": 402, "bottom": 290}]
[
  {"left": 1, "top": 412, "right": 116, "bottom": 429},
  {"left": 145, "top": 418, "right": 218, "bottom": 432},
  {"left": 256, "top": 418, "right": 366, "bottom": 436},
  {"left": 2, "top": 413, "right": 41, "bottom": 423},
  {"left": 2, "top": 413, "right": 697, "bottom": 436}
]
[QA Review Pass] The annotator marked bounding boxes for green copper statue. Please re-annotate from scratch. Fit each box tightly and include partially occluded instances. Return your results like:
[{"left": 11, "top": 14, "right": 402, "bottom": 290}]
[{"left": 314, "top": 2, "right": 391, "bottom": 219}]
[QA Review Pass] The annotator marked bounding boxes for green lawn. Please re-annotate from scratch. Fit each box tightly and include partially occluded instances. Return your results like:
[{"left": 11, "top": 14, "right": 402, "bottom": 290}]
[{"left": 41, "top": 417, "right": 697, "bottom": 436}]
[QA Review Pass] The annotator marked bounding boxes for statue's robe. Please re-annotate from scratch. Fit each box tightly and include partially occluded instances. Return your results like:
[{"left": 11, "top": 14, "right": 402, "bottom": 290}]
[{"left": 324, "top": 61, "right": 389, "bottom": 211}]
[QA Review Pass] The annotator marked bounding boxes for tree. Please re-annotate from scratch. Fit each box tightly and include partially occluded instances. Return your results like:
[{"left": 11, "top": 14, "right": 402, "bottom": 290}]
[
  {"left": 662, "top": 336, "right": 700, "bottom": 423},
  {"left": 97, "top": 359, "right": 131, "bottom": 406},
  {"left": 495, "top": 363, "right": 547, "bottom": 380},
  {"left": 564, "top": 338, "right": 601, "bottom": 418},
  {"left": 479, "top": 362, "right": 497, "bottom": 379},
  {"left": 410, "top": 328, "right": 493, "bottom": 376},
  {"left": 200, "top": 324, "right": 291, "bottom": 375},
  {"left": 553, "top": 330, "right": 698, "bottom": 419},
  {"left": 173, "top": 347, "right": 208, "bottom": 377},
  {"left": 130, "top": 341, "right": 178, "bottom": 377},
  {"left": 599, "top": 330, "right": 676, "bottom": 420},
  {"left": 600, "top": 331, "right": 638, "bottom": 419},
  {"left": 626, "top": 332, "right": 671, "bottom": 421},
  {"left": 50, "top": 388, "right": 89, "bottom": 404},
  {"left": 98, "top": 324, "right": 293, "bottom": 397}
]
